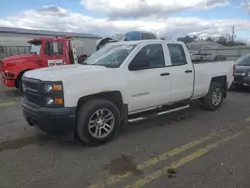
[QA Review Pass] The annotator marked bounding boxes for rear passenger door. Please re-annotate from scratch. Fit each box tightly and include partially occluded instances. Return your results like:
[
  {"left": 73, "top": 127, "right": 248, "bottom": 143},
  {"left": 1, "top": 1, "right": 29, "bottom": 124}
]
[
  {"left": 126, "top": 43, "right": 171, "bottom": 112},
  {"left": 166, "top": 43, "right": 194, "bottom": 102}
]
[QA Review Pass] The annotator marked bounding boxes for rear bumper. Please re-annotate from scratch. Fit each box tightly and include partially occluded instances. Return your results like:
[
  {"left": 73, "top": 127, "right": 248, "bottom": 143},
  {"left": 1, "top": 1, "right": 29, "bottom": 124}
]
[{"left": 21, "top": 98, "right": 76, "bottom": 135}]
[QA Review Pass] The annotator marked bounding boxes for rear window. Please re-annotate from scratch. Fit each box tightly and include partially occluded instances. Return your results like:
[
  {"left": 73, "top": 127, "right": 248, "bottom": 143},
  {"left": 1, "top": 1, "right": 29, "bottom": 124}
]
[{"left": 167, "top": 44, "right": 187, "bottom": 66}]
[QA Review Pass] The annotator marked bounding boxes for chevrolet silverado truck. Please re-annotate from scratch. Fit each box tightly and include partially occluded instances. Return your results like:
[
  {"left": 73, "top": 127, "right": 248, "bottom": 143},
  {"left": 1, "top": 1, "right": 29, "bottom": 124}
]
[{"left": 21, "top": 40, "right": 235, "bottom": 146}]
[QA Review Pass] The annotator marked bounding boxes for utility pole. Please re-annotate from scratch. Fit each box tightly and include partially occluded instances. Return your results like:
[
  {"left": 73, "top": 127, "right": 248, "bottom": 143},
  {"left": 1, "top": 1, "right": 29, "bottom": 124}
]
[{"left": 232, "top": 26, "right": 235, "bottom": 44}]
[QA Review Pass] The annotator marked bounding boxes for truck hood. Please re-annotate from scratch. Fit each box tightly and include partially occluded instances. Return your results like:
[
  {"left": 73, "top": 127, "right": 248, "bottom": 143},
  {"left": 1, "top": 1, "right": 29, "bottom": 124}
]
[
  {"left": 23, "top": 64, "right": 107, "bottom": 81},
  {"left": 235, "top": 65, "right": 250, "bottom": 73},
  {"left": 1, "top": 54, "right": 37, "bottom": 72},
  {"left": 3, "top": 54, "right": 36, "bottom": 63}
]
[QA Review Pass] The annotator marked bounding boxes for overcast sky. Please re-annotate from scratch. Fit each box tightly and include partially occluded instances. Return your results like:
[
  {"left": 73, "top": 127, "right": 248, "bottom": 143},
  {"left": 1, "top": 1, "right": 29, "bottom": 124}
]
[{"left": 0, "top": 0, "right": 249, "bottom": 41}]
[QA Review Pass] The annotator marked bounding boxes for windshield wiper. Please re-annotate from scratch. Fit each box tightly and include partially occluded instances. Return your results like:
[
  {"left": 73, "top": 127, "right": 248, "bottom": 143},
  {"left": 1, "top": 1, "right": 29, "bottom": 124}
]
[
  {"left": 81, "top": 62, "right": 109, "bottom": 67},
  {"left": 81, "top": 62, "right": 89, "bottom": 65}
]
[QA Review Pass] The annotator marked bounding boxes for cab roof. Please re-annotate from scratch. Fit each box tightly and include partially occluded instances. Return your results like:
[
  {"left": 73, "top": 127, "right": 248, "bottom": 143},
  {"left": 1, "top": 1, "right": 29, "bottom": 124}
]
[{"left": 108, "top": 39, "right": 185, "bottom": 46}]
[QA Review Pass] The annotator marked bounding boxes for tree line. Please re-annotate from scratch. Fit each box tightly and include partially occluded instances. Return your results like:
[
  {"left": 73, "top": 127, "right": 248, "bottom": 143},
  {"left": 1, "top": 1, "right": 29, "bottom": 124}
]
[{"left": 176, "top": 35, "right": 246, "bottom": 46}]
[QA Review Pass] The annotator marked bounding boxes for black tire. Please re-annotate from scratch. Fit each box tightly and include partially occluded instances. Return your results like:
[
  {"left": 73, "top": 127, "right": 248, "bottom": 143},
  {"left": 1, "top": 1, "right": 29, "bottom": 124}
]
[
  {"left": 76, "top": 99, "right": 121, "bottom": 146},
  {"left": 201, "top": 82, "right": 224, "bottom": 111},
  {"left": 14, "top": 78, "right": 23, "bottom": 93}
]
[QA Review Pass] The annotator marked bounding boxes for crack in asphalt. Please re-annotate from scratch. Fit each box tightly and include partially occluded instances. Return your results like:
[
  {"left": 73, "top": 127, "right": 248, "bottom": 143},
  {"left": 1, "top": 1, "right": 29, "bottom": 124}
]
[
  {"left": 0, "top": 119, "right": 25, "bottom": 126},
  {"left": 0, "top": 135, "right": 51, "bottom": 152}
]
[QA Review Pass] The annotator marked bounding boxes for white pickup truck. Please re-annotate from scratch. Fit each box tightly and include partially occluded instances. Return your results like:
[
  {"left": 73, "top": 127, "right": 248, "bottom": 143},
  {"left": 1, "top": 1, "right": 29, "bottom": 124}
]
[{"left": 21, "top": 40, "right": 234, "bottom": 146}]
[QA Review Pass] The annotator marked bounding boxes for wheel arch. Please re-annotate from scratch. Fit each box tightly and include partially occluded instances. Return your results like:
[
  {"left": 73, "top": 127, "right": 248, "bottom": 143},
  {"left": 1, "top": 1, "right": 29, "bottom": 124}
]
[
  {"left": 211, "top": 75, "right": 227, "bottom": 98},
  {"left": 15, "top": 69, "right": 32, "bottom": 87},
  {"left": 76, "top": 91, "right": 128, "bottom": 121}
]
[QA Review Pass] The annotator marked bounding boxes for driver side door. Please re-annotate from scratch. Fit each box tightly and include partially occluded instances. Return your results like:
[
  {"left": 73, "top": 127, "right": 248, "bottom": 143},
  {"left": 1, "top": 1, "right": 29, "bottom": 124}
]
[
  {"left": 43, "top": 41, "right": 65, "bottom": 67},
  {"left": 125, "top": 43, "right": 171, "bottom": 113}
]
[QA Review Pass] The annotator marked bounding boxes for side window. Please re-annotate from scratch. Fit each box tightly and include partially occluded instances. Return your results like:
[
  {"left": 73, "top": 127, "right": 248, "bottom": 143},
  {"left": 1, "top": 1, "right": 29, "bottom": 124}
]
[
  {"left": 44, "top": 41, "right": 63, "bottom": 55},
  {"left": 57, "top": 42, "right": 63, "bottom": 55},
  {"left": 44, "top": 42, "right": 52, "bottom": 55},
  {"left": 167, "top": 44, "right": 187, "bottom": 66},
  {"left": 131, "top": 44, "right": 165, "bottom": 69}
]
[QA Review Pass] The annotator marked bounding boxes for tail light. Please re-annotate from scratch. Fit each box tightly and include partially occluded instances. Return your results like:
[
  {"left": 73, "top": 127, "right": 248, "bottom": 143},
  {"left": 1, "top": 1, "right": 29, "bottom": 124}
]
[{"left": 233, "top": 64, "right": 236, "bottom": 76}]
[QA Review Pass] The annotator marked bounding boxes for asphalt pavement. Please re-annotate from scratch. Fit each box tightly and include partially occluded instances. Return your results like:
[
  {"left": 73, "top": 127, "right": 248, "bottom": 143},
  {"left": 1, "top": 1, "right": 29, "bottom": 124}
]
[{"left": 0, "top": 83, "right": 250, "bottom": 188}]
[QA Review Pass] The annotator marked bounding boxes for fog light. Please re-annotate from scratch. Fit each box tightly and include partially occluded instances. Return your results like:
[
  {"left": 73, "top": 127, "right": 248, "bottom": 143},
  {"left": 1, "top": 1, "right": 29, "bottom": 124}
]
[
  {"left": 46, "top": 97, "right": 54, "bottom": 105},
  {"left": 46, "top": 97, "right": 64, "bottom": 105}
]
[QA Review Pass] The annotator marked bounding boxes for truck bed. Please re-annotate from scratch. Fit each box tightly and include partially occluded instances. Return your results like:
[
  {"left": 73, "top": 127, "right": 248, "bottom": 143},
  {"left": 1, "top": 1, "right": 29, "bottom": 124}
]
[{"left": 192, "top": 60, "right": 234, "bottom": 99}]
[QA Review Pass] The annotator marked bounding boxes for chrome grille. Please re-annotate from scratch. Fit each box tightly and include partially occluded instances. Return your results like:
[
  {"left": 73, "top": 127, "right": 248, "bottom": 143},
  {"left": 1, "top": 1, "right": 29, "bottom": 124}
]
[
  {"left": 23, "top": 81, "right": 40, "bottom": 91},
  {"left": 22, "top": 77, "right": 42, "bottom": 106},
  {"left": 25, "top": 93, "right": 40, "bottom": 105}
]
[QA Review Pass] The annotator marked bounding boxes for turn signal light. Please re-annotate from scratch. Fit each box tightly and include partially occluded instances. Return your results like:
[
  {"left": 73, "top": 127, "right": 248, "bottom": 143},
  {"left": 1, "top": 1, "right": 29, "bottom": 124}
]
[
  {"left": 54, "top": 98, "right": 63, "bottom": 105},
  {"left": 52, "top": 84, "right": 63, "bottom": 91}
]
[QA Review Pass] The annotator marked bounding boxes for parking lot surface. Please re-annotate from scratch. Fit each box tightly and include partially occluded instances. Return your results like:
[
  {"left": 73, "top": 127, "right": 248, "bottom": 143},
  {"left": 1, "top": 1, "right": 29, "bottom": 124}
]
[{"left": 0, "top": 83, "right": 250, "bottom": 188}]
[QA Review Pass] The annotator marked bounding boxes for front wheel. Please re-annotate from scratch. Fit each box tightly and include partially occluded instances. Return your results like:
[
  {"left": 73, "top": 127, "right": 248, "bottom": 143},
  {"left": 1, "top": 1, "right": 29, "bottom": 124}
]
[
  {"left": 201, "top": 82, "right": 224, "bottom": 111},
  {"left": 76, "top": 99, "right": 121, "bottom": 146},
  {"left": 14, "top": 78, "right": 23, "bottom": 93}
]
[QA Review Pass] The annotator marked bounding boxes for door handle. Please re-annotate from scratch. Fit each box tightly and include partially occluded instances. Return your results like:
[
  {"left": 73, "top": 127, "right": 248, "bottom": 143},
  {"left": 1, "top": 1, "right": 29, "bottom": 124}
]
[
  {"left": 160, "top": 73, "right": 170, "bottom": 76},
  {"left": 185, "top": 70, "right": 193, "bottom": 73}
]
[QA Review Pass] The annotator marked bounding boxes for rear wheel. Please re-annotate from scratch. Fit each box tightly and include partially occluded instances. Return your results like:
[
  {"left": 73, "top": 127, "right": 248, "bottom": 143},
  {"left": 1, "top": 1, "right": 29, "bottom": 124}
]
[
  {"left": 76, "top": 99, "right": 121, "bottom": 146},
  {"left": 201, "top": 82, "right": 224, "bottom": 111}
]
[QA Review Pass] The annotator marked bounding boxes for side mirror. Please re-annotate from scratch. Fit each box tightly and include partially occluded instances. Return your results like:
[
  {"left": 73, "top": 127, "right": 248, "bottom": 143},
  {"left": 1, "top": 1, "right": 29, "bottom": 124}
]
[{"left": 129, "top": 58, "right": 150, "bottom": 71}]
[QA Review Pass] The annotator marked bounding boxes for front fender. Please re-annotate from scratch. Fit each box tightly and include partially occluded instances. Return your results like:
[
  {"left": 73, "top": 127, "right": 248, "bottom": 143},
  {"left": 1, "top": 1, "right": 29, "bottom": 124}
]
[{"left": 5, "top": 59, "right": 43, "bottom": 79}]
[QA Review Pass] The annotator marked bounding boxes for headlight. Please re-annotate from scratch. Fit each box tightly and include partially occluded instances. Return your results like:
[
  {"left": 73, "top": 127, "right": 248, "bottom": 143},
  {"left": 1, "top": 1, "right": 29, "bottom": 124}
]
[
  {"left": 242, "top": 73, "right": 250, "bottom": 76},
  {"left": 4, "top": 72, "right": 15, "bottom": 77},
  {"left": 46, "top": 97, "right": 64, "bottom": 106},
  {"left": 44, "top": 83, "right": 63, "bottom": 92},
  {"left": 43, "top": 81, "right": 64, "bottom": 107}
]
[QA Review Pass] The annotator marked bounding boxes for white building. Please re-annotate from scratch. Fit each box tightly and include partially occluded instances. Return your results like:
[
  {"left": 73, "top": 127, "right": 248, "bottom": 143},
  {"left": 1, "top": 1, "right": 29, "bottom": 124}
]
[
  {"left": 187, "top": 40, "right": 250, "bottom": 60},
  {"left": 186, "top": 41, "right": 224, "bottom": 50}
]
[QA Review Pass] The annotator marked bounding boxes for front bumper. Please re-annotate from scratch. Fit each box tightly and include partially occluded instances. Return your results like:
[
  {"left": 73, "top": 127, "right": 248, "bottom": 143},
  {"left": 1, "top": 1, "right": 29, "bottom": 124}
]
[
  {"left": 1, "top": 77, "right": 15, "bottom": 87},
  {"left": 21, "top": 98, "right": 76, "bottom": 135},
  {"left": 233, "top": 76, "right": 250, "bottom": 87}
]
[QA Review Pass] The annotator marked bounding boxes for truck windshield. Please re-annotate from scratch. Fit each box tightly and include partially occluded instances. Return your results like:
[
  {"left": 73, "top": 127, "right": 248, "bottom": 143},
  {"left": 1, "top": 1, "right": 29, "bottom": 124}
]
[
  {"left": 29, "top": 41, "right": 42, "bottom": 55},
  {"left": 82, "top": 44, "right": 136, "bottom": 68}
]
